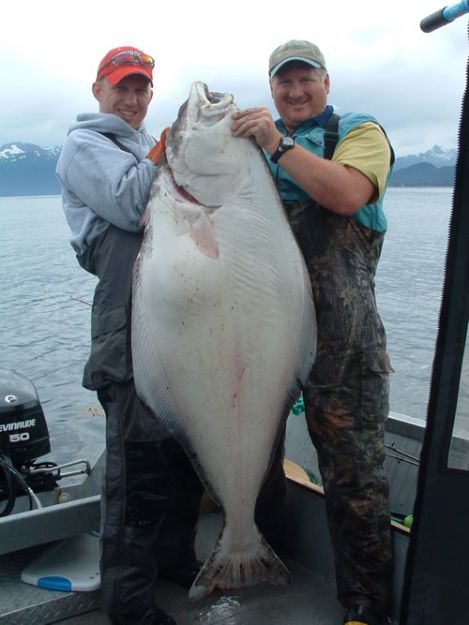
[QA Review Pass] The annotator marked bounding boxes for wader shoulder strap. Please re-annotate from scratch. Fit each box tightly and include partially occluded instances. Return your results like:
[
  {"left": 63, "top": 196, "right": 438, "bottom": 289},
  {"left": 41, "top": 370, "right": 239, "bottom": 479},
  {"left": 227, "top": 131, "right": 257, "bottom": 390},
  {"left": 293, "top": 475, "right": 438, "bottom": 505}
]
[
  {"left": 323, "top": 115, "right": 395, "bottom": 167},
  {"left": 100, "top": 132, "right": 133, "bottom": 154},
  {"left": 323, "top": 113, "right": 340, "bottom": 160}
]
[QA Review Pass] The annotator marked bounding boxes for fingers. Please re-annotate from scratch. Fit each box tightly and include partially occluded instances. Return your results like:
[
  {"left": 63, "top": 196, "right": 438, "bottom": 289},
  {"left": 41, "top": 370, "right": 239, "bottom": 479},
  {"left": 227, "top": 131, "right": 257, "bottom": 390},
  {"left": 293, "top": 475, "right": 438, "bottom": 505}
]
[
  {"left": 231, "top": 107, "right": 270, "bottom": 134},
  {"left": 232, "top": 107, "right": 266, "bottom": 120},
  {"left": 231, "top": 107, "right": 279, "bottom": 150}
]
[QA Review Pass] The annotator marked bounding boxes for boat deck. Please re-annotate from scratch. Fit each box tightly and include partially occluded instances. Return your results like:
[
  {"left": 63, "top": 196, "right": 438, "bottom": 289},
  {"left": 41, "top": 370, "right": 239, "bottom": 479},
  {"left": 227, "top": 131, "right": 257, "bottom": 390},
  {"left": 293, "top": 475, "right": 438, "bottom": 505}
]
[
  {"left": 57, "top": 515, "right": 345, "bottom": 625},
  {"left": 58, "top": 565, "right": 344, "bottom": 625},
  {"left": 0, "top": 511, "right": 344, "bottom": 625},
  {"left": 1, "top": 470, "right": 404, "bottom": 625}
]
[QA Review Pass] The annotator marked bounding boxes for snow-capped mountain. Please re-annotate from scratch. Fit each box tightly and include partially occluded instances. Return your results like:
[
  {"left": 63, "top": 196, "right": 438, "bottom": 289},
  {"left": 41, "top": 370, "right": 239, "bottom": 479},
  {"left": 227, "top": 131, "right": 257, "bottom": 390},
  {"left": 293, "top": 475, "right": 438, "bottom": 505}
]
[
  {"left": 0, "top": 142, "right": 62, "bottom": 163},
  {"left": 0, "top": 142, "right": 62, "bottom": 196},
  {"left": 393, "top": 145, "right": 458, "bottom": 171}
]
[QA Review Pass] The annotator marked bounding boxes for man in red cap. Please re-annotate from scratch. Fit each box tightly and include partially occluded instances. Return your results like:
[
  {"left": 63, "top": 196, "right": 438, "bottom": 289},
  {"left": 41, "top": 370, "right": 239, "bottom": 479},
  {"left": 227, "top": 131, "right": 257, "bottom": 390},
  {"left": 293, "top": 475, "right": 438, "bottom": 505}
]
[
  {"left": 92, "top": 47, "right": 156, "bottom": 131},
  {"left": 57, "top": 47, "right": 203, "bottom": 625}
]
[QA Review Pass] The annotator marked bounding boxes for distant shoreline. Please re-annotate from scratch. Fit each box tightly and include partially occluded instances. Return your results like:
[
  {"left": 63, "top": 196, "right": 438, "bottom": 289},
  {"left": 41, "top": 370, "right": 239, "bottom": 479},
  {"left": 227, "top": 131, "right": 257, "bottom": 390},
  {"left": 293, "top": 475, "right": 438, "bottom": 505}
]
[
  {"left": 387, "top": 185, "right": 453, "bottom": 189},
  {"left": 0, "top": 187, "right": 454, "bottom": 200}
]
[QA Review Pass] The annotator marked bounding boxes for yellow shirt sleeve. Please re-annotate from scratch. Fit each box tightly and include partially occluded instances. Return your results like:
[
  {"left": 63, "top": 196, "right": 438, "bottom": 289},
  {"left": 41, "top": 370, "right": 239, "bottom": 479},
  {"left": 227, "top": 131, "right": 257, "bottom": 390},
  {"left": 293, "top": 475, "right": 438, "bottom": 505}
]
[{"left": 332, "top": 121, "right": 392, "bottom": 202}]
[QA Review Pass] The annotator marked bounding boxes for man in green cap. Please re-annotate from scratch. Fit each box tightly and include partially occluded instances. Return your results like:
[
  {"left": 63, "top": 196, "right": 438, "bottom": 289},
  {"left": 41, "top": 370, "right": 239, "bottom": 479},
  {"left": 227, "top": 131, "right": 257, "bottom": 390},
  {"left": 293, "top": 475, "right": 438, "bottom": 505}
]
[{"left": 232, "top": 40, "right": 394, "bottom": 625}]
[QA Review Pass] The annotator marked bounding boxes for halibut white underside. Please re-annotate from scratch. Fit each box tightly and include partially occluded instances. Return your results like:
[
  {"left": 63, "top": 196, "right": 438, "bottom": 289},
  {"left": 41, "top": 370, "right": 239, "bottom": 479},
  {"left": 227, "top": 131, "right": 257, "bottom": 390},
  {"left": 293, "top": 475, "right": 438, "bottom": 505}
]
[{"left": 132, "top": 82, "right": 316, "bottom": 598}]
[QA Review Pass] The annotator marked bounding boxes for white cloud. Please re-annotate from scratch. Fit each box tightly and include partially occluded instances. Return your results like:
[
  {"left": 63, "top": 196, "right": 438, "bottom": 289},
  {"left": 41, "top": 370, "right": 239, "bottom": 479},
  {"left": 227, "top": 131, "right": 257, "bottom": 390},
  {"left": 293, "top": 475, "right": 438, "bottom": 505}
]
[{"left": 1, "top": 0, "right": 467, "bottom": 154}]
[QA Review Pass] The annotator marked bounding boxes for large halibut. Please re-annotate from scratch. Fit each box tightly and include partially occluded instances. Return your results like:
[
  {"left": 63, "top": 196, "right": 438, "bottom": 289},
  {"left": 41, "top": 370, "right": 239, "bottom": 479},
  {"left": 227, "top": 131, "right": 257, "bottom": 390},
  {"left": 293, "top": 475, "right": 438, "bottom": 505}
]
[{"left": 131, "top": 82, "right": 316, "bottom": 599}]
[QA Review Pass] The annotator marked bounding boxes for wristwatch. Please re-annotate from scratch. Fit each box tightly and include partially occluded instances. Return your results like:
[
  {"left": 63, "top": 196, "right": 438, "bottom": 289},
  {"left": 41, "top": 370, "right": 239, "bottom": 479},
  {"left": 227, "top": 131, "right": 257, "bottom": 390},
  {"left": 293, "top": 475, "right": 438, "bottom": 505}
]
[{"left": 270, "top": 136, "right": 295, "bottom": 164}]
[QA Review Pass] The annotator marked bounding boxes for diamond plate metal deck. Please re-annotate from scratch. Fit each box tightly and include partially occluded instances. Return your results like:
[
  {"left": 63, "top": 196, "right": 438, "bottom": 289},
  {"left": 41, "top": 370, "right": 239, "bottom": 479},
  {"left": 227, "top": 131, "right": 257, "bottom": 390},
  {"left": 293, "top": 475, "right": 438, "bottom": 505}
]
[{"left": 0, "top": 546, "right": 100, "bottom": 625}]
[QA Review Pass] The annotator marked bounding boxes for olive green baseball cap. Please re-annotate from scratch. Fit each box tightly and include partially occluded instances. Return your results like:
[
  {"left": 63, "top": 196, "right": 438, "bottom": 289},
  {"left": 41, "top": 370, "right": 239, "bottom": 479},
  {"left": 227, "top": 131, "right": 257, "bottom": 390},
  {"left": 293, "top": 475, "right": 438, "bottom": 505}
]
[{"left": 269, "top": 40, "right": 327, "bottom": 77}]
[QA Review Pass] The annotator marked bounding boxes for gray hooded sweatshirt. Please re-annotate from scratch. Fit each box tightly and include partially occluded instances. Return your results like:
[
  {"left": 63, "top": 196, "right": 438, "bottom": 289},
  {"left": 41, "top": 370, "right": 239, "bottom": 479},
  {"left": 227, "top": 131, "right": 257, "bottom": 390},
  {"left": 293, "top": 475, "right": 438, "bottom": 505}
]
[{"left": 56, "top": 112, "right": 157, "bottom": 258}]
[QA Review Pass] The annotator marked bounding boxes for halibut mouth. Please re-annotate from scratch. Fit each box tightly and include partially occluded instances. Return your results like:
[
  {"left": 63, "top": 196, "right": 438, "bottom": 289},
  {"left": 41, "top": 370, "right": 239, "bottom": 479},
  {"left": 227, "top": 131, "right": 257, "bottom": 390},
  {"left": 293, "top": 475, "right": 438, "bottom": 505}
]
[
  {"left": 169, "top": 82, "right": 234, "bottom": 150},
  {"left": 192, "top": 82, "right": 234, "bottom": 122}
]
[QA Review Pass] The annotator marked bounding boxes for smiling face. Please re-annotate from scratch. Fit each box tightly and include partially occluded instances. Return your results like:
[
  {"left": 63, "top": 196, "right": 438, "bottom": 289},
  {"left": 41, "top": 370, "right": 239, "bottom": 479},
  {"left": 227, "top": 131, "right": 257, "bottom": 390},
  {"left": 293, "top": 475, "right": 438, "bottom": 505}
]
[
  {"left": 92, "top": 74, "right": 153, "bottom": 129},
  {"left": 270, "top": 62, "right": 330, "bottom": 133}
]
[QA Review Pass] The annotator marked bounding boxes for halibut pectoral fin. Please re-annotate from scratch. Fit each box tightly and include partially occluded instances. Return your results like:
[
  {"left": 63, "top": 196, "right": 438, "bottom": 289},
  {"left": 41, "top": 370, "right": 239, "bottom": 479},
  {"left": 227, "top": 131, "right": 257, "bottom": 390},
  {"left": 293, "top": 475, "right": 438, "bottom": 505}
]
[{"left": 181, "top": 205, "right": 219, "bottom": 259}]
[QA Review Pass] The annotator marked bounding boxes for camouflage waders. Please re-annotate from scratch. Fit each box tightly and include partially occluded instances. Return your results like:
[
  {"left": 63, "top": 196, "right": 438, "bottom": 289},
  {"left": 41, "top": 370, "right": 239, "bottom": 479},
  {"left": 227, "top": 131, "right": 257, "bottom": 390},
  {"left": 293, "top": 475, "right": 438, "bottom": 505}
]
[{"left": 285, "top": 199, "right": 393, "bottom": 611}]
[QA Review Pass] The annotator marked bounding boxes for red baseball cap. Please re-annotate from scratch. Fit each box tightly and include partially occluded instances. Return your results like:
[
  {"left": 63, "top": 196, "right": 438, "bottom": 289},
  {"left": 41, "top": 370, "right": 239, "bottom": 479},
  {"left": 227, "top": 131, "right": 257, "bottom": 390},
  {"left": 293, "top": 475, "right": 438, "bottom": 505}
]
[{"left": 96, "top": 46, "right": 154, "bottom": 85}]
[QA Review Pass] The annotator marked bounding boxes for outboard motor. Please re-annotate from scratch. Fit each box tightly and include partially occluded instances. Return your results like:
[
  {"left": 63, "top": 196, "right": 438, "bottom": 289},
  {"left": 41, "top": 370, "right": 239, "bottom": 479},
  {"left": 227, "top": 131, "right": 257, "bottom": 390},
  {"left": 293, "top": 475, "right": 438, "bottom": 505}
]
[
  {"left": 0, "top": 368, "right": 51, "bottom": 465},
  {"left": 0, "top": 368, "right": 56, "bottom": 516}
]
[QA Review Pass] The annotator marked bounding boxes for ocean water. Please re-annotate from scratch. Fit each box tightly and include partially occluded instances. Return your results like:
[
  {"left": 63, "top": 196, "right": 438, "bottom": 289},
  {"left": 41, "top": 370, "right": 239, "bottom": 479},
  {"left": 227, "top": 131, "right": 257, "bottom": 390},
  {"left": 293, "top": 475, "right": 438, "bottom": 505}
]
[
  {"left": 0, "top": 189, "right": 453, "bottom": 465},
  {"left": 376, "top": 187, "right": 452, "bottom": 419},
  {"left": 0, "top": 195, "right": 102, "bottom": 467}
]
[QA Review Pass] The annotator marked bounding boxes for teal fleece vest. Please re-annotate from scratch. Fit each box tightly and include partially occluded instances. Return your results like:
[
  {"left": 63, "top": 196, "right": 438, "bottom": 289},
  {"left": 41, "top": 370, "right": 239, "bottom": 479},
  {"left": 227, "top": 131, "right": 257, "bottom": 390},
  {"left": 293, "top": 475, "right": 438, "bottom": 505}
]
[{"left": 268, "top": 112, "right": 393, "bottom": 232}]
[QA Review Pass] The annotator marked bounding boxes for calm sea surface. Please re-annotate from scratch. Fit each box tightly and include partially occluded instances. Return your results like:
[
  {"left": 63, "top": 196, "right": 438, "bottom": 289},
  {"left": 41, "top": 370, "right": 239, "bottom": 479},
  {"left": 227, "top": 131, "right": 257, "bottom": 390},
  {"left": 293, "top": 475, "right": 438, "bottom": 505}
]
[{"left": 0, "top": 189, "right": 453, "bottom": 465}]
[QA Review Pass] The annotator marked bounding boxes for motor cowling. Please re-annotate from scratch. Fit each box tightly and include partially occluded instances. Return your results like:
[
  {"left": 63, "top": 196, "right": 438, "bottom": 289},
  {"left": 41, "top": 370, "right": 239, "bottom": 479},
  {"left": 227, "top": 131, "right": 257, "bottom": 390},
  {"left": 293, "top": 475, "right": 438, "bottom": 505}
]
[{"left": 0, "top": 368, "right": 50, "bottom": 467}]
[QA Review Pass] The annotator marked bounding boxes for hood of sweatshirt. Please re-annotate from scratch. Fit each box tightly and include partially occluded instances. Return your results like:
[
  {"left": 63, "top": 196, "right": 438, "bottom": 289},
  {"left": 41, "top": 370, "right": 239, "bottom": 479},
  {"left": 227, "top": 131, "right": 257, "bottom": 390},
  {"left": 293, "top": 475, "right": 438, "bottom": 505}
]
[{"left": 68, "top": 112, "right": 148, "bottom": 139}]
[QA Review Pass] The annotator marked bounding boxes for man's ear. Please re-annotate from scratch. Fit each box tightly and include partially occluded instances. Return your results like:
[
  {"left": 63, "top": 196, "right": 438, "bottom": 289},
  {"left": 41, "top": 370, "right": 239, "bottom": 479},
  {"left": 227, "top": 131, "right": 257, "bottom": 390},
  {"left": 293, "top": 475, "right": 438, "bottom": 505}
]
[{"left": 92, "top": 81, "right": 102, "bottom": 102}]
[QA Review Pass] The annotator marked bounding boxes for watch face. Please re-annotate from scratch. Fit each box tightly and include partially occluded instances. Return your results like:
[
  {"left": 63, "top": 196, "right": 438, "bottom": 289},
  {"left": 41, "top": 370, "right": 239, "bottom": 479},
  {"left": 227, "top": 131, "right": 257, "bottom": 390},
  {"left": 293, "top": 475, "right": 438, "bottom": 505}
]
[
  {"left": 271, "top": 135, "right": 295, "bottom": 163},
  {"left": 282, "top": 137, "right": 295, "bottom": 148}
]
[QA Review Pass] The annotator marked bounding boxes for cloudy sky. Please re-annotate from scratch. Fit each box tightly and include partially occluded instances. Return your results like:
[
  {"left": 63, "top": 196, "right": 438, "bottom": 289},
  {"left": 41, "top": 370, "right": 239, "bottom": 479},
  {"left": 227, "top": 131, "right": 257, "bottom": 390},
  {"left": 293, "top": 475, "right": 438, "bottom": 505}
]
[{"left": 2, "top": 0, "right": 467, "bottom": 156}]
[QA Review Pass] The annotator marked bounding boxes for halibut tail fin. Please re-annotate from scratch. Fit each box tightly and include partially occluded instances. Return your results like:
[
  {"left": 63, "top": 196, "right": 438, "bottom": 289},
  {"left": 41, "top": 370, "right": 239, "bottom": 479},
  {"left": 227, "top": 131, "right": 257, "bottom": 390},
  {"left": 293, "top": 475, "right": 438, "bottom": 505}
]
[{"left": 188, "top": 530, "right": 291, "bottom": 600}]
